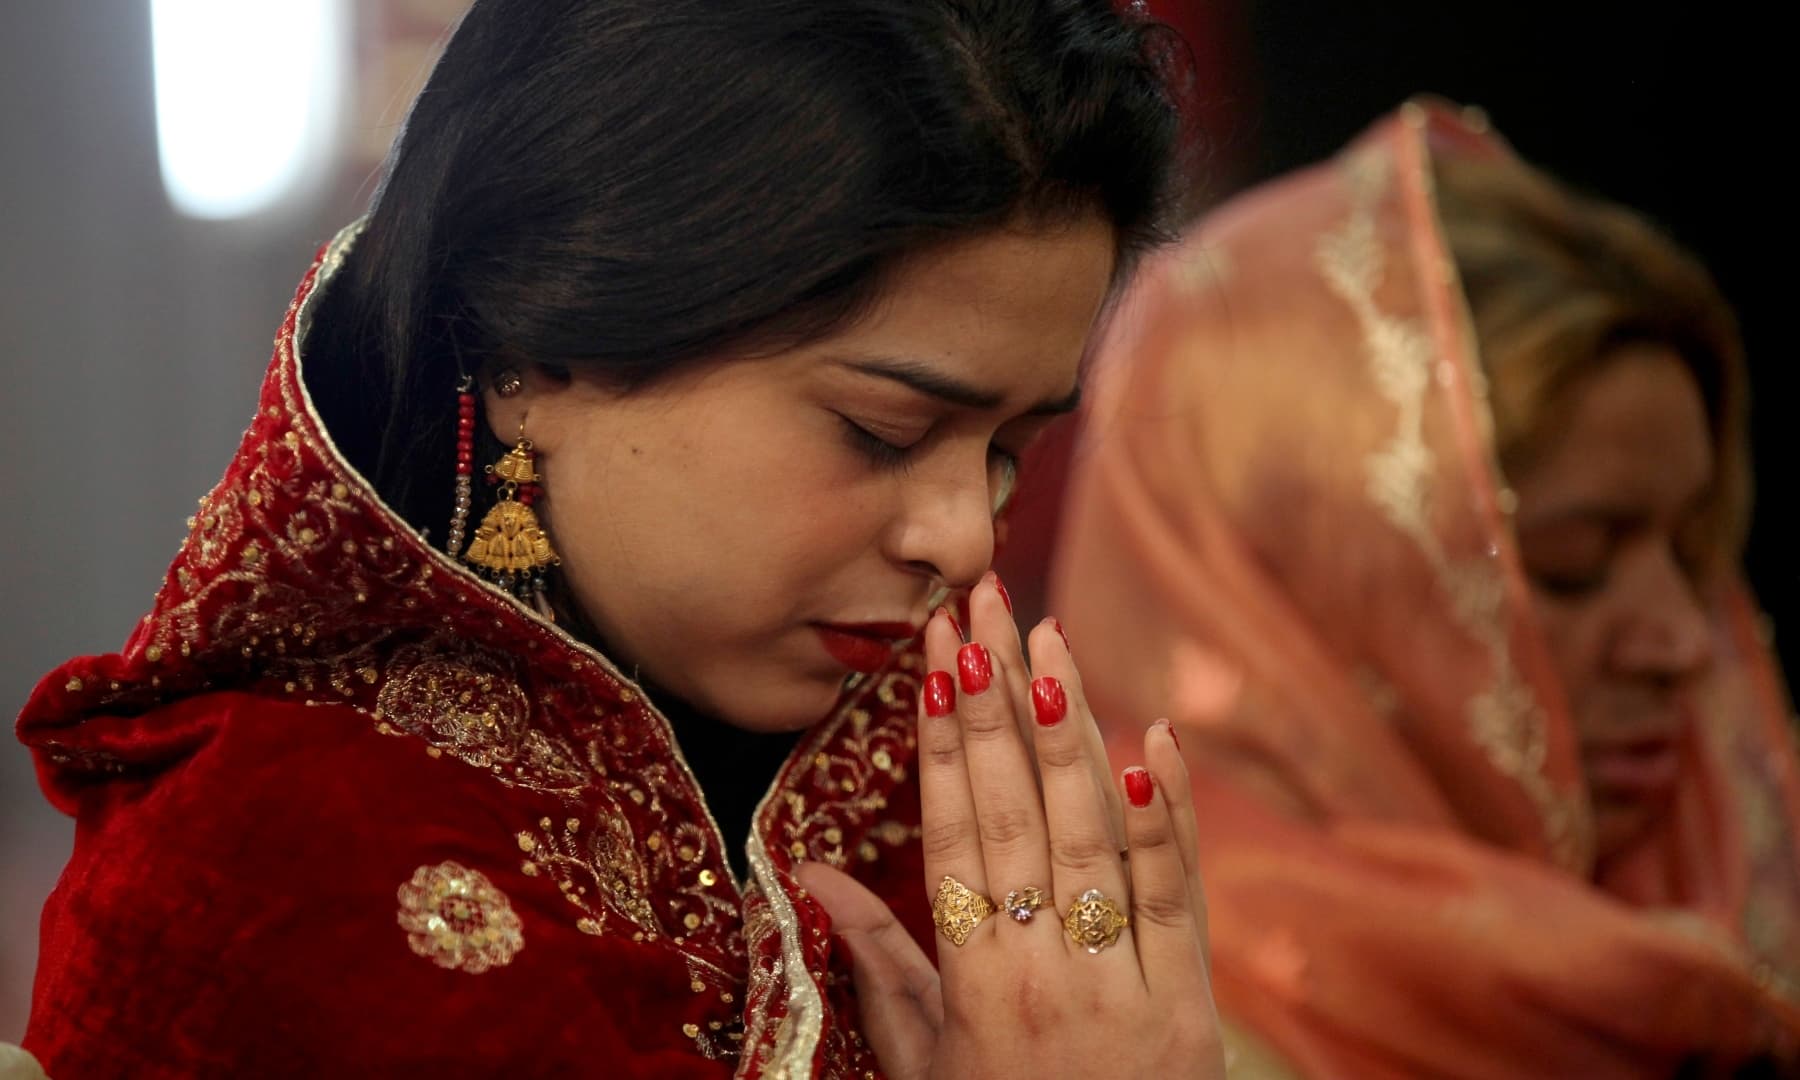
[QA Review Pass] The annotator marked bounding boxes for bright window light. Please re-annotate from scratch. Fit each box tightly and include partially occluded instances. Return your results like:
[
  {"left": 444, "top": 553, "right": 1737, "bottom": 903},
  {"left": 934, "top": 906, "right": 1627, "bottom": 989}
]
[{"left": 151, "top": 0, "right": 347, "bottom": 220}]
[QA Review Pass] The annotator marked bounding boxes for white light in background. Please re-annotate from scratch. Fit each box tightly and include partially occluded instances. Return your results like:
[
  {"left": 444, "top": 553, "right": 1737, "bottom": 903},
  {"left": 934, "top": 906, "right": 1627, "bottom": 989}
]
[{"left": 151, "top": 0, "right": 347, "bottom": 219}]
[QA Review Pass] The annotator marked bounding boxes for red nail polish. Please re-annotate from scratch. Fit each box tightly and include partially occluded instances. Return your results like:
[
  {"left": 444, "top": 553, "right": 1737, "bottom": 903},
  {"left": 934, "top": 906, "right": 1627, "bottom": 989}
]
[
  {"left": 923, "top": 671, "right": 956, "bottom": 717},
  {"left": 957, "top": 642, "right": 991, "bottom": 695},
  {"left": 1124, "top": 766, "right": 1155, "bottom": 808},
  {"left": 937, "top": 605, "right": 964, "bottom": 642},
  {"left": 1031, "top": 676, "right": 1066, "bottom": 727},
  {"left": 1161, "top": 719, "right": 1181, "bottom": 751},
  {"left": 1051, "top": 617, "right": 1072, "bottom": 657},
  {"left": 990, "top": 572, "right": 1013, "bottom": 614}
]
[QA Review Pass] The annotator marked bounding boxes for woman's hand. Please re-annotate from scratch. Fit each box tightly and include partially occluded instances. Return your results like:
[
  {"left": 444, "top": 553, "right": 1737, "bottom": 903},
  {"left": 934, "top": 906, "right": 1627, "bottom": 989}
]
[{"left": 797, "top": 573, "right": 1222, "bottom": 1079}]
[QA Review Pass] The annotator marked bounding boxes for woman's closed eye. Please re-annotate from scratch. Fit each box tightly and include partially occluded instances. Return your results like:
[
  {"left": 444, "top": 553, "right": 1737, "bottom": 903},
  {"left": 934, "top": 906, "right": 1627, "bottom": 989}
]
[
  {"left": 838, "top": 414, "right": 925, "bottom": 470},
  {"left": 837, "top": 412, "right": 1027, "bottom": 476},
  {"left": 1530, "top": 565, "right": 1610, "bottom": 599},
  {"left": 1519, "top": 520, "right": 1614, "bottom": 599}
]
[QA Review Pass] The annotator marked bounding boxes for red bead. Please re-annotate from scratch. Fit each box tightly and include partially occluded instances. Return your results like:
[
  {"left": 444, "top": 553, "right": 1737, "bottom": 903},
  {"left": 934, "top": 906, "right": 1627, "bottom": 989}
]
[{"left": 456, "top": 463, "right": 472, "bottom": 475}]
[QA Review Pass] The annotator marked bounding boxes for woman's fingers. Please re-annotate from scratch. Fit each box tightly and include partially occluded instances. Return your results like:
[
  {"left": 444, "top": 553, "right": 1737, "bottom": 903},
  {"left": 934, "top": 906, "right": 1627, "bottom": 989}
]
[
  {"left": 1150, "top": 719, "right": 1210, "bottom": 967},
  {"left": 1046, "top": 619, "right": 1128, "bottom": 859},
  {"left": 1024, "top": 619, "right": 1132, "bottom": 953},
  {"left": 916, "top": 607, "right": 993, "bottom": 941},
  {"left": 837, "top": 929, "right": 938, "bottom": 1080},
  {"left": 958, "top": 576, "right": 1054, "bottom": 925},
  {"left": 975, "top": 573, "right": 1041, "bottom": 762},
  {"left": 796, "top": 862, "right": 942, "bottom": 1079},
  {"left": 1121, "top": 727, "right": 1210, "bottom": 998}
]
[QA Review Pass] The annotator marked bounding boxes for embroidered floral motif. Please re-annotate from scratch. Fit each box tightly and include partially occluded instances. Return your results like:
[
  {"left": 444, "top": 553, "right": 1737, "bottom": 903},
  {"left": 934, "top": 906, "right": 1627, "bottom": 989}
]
[
  {"left": 377, "top": 645, "right": 587, "bottom": 795},
  {"left": 781, "top": 671, "right": 921, "bottom": 869},
  {"left": 396, "top": 861, "right": 524, "bottom": 973},
  {"left": 517, "top": 814, "right": 658, "bottom": 940},
  {"left": 682, "top": 956, "right": 749, "bottom": 1061}
]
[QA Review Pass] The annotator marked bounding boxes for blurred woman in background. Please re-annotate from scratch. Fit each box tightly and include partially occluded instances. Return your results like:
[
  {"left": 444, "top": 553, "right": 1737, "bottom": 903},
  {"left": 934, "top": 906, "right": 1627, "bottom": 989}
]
[
  {"left": 1052, "top": 99, "right": 1800, "bottom": 1076},
  {"left": 11, "top": 1, "right": 1222, "bottom": 1075}
]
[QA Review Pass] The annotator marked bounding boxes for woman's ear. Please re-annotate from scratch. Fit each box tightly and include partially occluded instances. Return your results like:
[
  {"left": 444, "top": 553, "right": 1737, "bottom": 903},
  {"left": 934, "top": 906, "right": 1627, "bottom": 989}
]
[{"left": 480, "top": 362, "right": 575, "bottom": 450}]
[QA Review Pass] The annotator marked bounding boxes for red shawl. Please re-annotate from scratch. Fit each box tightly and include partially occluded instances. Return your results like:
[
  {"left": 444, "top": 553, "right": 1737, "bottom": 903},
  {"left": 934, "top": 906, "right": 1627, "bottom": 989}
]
[{"left": 16, "top": 225, "right": 936, "bottom": 1078}]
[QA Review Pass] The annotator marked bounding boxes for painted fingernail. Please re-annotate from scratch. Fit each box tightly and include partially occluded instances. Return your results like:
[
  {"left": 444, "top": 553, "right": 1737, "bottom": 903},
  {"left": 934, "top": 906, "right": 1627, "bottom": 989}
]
[
  {"left": 1160, "top": 718, "right": 1181, "bottom": 751},
  {"left": 937, "top": 605, "right": 964, "bottom": 642},
  {"left": 988, "top": 571, "right": 1013, "bottom": 614},
  {"left": 1050, "top": 617, "right": 1072, "bottom": 656},
  {"left": 924, "top": 671, "right": 956, "bottom": 717},
  {"left": 957, "top": 642, "right": 992, "bottom": 695},
  {"left": 1031, "top": 676, "right": 1066, "bottom": 727},
  {"left": 1124, "top": 766, "right": 1155, "bottom": 808}
]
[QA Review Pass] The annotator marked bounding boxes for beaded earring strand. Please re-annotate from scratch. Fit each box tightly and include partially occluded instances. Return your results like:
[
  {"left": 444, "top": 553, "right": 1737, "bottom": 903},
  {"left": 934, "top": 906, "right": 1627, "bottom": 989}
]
[
  {"left": 457, "top": 371, "right": 561, "bottom": 621},
  {"left": 445, "top": 375, "right": 479, "bottom": 557}
]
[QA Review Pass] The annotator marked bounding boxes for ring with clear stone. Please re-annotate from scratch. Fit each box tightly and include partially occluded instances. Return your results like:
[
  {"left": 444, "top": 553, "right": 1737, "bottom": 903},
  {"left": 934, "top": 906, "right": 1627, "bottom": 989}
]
[{"left": 1001, "top": 885, "right": 1049, "bottom": 923}]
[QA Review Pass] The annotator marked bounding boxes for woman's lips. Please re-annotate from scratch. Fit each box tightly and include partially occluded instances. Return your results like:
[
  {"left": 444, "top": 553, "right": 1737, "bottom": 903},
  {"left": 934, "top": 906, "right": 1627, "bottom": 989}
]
[
  {"left": 813, "top": 622, "right": 915, "bottom": 674},
  {"left": 1583, "top": 740, "right": 1682, "bottom": 800}
]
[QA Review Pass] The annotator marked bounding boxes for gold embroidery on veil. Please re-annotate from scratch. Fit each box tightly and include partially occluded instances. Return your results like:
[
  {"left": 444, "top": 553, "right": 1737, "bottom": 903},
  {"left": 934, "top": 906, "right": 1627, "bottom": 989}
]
[{"left": 1315, "top": 138, "right": 1587, "bottom": 870}]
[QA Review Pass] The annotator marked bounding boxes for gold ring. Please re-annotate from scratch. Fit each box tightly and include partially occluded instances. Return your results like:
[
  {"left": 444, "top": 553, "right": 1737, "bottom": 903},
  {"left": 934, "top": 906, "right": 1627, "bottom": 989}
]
[
  {"left": 1001, "top": 886, "right": 1049, "bottom": 924},
  {"left": 1062, "top": 888, "right": 1129, "bottom": 954},
  {"left": 932, "top": 876, "right": 995, "bottom": 947}
]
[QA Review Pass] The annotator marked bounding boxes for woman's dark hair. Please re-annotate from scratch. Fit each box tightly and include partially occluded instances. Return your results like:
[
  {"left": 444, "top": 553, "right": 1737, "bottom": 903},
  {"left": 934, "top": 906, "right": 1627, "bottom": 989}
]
[{"left": 307, "top": 0, "right": 1191, "bottom": 535}]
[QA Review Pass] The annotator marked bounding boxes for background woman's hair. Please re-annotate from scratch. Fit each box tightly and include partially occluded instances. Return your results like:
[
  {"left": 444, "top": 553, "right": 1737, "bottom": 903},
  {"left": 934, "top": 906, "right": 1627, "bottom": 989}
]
[
  {"left": 1433, "top": 151, "right": 1751, "bottom": 569},
  {"left": 307, "top": 0, "right": 1192, "bottom": 535}
]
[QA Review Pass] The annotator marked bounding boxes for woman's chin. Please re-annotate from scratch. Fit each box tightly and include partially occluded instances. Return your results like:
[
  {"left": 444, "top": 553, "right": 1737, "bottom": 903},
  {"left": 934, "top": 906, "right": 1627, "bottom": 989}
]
[
  {"left": 1591, "top": 797, "right": 1674, "bottom": 864},
  {"left": 699, "top": 671, "right": 849, "bottom": 734}
]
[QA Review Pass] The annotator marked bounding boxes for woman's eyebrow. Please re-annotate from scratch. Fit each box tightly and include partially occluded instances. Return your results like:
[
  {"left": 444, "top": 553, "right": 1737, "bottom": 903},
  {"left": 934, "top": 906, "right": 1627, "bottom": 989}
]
[{"left": 840, "top": 356, "right": 1081, "bottom": 415}]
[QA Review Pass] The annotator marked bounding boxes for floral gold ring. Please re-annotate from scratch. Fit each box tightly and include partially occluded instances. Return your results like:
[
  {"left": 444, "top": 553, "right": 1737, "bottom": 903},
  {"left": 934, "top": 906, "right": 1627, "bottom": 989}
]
[
  {"left": 1062, "top": 888, "right": 1129, "bottom": 954},
  {"left": 932, "top": 876, "right": 995, "bottom": 947},
  {"left": 1001, "top": 886, "right": 1049, "bottom": 924}
]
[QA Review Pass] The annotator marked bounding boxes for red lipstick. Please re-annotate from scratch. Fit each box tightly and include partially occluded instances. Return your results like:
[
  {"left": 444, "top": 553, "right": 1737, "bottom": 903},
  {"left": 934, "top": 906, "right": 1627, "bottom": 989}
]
[{"left": 813, "top": 621, "right": 917, "bottom": 674}]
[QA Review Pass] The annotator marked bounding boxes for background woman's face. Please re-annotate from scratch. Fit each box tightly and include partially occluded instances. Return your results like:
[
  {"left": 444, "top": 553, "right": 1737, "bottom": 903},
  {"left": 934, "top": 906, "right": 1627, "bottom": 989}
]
[
  {"left": 488, "top": 217, "right": 1115, "bottom": 731},
  {"left": 1508, "top": 345, "right": 1718, "bottom": 861}
]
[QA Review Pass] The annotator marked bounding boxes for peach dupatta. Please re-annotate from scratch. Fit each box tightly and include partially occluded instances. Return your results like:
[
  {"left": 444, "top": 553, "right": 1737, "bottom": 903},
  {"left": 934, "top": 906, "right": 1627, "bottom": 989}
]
[{"left": 1052, "top": 101, "right": 1800, "bottom": 1077}]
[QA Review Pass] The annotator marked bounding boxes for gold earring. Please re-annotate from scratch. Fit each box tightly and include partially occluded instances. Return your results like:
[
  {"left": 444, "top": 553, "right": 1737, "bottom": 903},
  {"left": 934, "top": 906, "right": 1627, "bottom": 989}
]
[{"left": 462, "top": 417, "right": 561, "bottom": 620}]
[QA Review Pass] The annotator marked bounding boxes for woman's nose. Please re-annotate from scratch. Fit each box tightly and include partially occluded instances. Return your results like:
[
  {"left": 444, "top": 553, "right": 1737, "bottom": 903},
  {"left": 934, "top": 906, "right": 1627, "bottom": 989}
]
[
  {"left": 889, "top": 461, "right": 999, "bottom": 591},
  {"left": 1615, "top": 548, "right": 1715, "bottom": 681}
]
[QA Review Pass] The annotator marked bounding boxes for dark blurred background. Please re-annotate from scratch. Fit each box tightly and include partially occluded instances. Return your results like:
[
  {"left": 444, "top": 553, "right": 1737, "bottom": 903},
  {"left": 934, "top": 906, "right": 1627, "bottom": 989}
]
[
  {"left": 1, "top": 0, "right": 1784, "bottom": 1041},
  {"left": 1002, "top": 3, "right": 1791, "bottom": 676}
]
